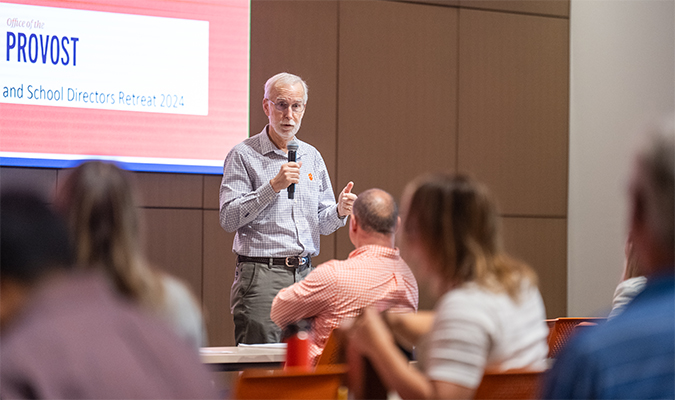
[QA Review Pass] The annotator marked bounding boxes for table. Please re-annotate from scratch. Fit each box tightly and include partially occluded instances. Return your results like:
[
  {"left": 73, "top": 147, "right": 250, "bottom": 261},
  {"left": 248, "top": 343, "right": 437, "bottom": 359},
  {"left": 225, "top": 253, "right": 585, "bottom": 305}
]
[{"left": 200, "top": 344, "right": 287, "bottom": 371}]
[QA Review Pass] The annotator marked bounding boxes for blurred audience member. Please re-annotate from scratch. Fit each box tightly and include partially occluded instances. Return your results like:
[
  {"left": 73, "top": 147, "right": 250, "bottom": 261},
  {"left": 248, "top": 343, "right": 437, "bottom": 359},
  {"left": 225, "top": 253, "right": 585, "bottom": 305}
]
[
  {"left": 607, "top": 235, "right": 647, "bottom": 320},
  {"left": 349, "top": 174, "right": 548, "bottom": 399},
  {"left": 56, "top": 161, "right": 207, "bottom": 349},
  {"left": 0, "top": 190, "right": 217, "bottom": 399},
  {"left": 543, "top": 116, "right": 674, "bottom": 399},
  {"left": 271, "top": 188, "right": 418, "bottom": 364}
]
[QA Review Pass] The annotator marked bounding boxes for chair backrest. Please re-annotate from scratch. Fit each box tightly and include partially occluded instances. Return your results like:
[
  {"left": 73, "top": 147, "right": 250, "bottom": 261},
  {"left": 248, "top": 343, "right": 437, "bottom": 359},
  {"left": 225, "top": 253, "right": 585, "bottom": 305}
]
[
  {"left": 316, "top": 329, "right": 346, "bottom": 365},
  {"left": 545, "top": 318, "right": 556, "bottom": 338},
  {"left": 345, "top": 341, "right": 388, "bottom": 400},
  {"left": 234, "top": 364, "right": 348, "bottom": 400},
  {"left": 547, "top": 317, "right": 606, "bottom": 358},
  {"left": 473, "top": 370, "right": 544, "bottom": 400}
]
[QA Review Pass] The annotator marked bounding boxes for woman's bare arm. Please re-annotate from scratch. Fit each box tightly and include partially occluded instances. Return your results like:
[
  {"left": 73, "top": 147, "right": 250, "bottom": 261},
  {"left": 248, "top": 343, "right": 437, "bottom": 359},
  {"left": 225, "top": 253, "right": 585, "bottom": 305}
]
[
  {"left": 350, "top": 308, "right": 473, "bottom": 399},
  {"left": 385, "top": 310, "right": 435, "bottom": 349}
]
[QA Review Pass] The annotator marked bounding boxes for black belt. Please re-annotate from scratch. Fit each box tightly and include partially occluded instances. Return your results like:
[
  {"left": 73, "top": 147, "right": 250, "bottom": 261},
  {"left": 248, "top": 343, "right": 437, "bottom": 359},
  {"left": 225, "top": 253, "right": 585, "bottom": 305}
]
[{"left": 237, "top": 255, "right": 310, "bottom": 268}]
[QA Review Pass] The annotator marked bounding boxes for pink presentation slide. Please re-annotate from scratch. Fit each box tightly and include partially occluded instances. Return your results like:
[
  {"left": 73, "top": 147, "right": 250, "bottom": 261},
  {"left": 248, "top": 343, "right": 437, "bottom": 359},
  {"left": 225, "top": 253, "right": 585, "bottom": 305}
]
[{"left": 1, "top": 0, "right": 250, "bottom": 173}]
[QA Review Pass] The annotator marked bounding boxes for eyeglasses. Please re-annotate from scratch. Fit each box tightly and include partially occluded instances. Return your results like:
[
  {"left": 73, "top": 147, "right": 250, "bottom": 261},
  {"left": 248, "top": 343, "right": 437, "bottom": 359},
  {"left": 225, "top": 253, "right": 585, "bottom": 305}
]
[{"left": 267, "top": 99, "right": 305, "bottom": 114}]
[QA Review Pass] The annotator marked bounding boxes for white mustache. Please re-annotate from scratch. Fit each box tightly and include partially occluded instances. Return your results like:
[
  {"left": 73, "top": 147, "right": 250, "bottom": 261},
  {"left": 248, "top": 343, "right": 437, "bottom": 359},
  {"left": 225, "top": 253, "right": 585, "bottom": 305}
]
[{"left": 284, "top": 120, "right": 296, "bottom": 126}]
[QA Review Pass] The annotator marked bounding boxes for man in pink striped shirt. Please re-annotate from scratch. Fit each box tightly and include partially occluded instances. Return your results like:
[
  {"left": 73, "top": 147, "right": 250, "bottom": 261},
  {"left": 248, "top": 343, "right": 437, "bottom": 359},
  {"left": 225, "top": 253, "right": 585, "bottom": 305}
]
[{"left": 271, "top": 188, "right": 419, "bottom": 364}]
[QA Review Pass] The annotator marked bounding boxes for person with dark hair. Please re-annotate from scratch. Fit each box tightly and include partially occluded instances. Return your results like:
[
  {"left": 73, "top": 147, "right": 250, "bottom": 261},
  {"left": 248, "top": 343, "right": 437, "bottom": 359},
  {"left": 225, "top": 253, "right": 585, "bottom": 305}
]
[
  {"left": 56, "top": 160, "right": 206, "bottom": 349},
  {"left": 271, "top": 188, "right": 418, "bottom": 364},
  {"left": 348, "top": 174, "right": 548, "bottom": 399},
  {"left": 0, "top": 190, "right": 217, "bottom": 399},
  {"left": 0, "top": 191, "right": 75, "bottom": 331},
  {"left": 543, "top": 116, "right": 674, "bottom": 399}
]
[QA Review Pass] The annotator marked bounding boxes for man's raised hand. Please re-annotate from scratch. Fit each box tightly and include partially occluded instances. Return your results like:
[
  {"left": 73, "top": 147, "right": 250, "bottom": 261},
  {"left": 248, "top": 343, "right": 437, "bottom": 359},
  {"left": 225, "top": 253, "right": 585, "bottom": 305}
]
[{"left": 337, "top": 181, "right": 357, "bottom": 218}]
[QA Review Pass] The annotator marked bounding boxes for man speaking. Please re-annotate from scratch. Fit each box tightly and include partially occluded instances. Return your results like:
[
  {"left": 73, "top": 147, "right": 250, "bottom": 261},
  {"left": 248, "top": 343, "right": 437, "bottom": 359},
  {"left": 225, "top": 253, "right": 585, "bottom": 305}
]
[{"left": 219, "top": 72, "right": 356, "bottom": 344}]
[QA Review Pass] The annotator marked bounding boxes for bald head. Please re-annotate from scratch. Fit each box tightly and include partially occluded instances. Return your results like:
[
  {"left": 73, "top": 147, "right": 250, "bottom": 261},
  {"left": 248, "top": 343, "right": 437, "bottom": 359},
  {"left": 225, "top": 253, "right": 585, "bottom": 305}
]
[{"left": 353, "top": 189, "right": 398, "bottom": 235}]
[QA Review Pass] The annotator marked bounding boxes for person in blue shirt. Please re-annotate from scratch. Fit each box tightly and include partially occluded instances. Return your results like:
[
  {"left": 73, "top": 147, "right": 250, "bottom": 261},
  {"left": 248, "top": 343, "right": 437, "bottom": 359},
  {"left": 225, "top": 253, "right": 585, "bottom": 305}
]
[{"left": 543, "top": 116, "right": 674, "bottom": 399}]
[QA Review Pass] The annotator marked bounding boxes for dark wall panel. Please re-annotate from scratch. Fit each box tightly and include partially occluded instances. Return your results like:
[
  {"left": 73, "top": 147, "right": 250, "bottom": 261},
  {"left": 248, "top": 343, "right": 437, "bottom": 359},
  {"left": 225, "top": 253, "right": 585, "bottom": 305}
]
[
  {"left": 204, "top": 174, "right": 221, "bottom": 210},
  {"left": 337, "top": 0, "right": 458, "bottom": 259},
  {"left": 0, "top": 167, "right": 57, "bottom": 201},
  {"left": 203, "top": 209, "right": 237, "bottom": 346},
  {"left": 55, "top": 168, "right": 204, "bottom": 209},
  {"left": 502, "top": 216, "right": 567, "bottom": 318},
  {"left": 397, "top": 0, "right": 460, "bottom": 7},
  {"left": 135, "top": 172, "right": 203, "bottom": 208},
  {"left": 458, "top": 8, "right": 569, "bottom": 217},
  {"left": 460, "top": 0, "right": 569, "bottom": 18},
  {"left": 143, "top": 208, "right": 203, "bottom": 299}
]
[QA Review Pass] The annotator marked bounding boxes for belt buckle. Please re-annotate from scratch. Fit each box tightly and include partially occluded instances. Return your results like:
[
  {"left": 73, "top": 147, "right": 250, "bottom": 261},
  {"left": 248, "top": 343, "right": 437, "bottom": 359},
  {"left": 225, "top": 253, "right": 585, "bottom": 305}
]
[{"left": 285, "top": 256, "right": 306, "bottom": 268}]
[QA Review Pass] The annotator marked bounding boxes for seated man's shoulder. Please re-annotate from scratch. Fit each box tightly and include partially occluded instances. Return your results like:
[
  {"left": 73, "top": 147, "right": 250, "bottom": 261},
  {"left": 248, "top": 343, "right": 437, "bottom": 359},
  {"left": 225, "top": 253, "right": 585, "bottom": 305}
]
[
  {"left": 313, "top": 259, "right": 344, "bottom": 275},
  {"left": 567, "top": 288, "right": 675, "bottom": 365},
  {"left": 547, "top": 290, "right": 675, "bottom": 399},
  {"left": 312, "top": 258, "right": 371, "bottom": 286},
  {"left": 613, "top": 280, "right": 675, "bottom": 329}
]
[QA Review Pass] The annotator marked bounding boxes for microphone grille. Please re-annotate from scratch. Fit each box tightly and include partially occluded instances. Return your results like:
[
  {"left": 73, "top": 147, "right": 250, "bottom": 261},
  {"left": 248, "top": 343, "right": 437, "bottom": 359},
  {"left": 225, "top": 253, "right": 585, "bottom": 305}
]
[{"left": 287, "top": 140, "right": 299, "bottom": 152}]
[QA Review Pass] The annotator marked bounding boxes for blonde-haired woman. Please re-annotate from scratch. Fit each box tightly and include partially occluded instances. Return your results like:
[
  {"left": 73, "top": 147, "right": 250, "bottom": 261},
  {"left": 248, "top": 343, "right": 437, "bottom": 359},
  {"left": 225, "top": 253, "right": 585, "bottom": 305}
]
[
  {"left": 56, "top": 161, "right": 206, "bottom": 349},
  {"left": 349, "top": 173, "right": 548, "bottom": 399}
]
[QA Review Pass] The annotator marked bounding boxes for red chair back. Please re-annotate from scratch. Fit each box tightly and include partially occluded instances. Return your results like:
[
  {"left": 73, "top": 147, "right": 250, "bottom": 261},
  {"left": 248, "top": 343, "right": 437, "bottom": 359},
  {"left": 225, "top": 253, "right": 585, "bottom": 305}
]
[
  {"left": 473, "top": 369, "right": 544, "bottom": 400},
  {"left": 316, "top": 329, "right": 346, "bottom": 365},
  {"left": 234, "top": 364, "right": 348, "bottom": 399},
  {"left": 547, "top": 317, "right": 605, "bottom": 358}
]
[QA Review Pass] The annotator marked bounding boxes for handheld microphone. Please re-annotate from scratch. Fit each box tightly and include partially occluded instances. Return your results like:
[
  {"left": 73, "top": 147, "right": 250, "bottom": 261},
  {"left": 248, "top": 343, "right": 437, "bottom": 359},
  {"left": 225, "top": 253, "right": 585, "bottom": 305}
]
[{"left": 287, "top": 140, "right": 299, "bottom": 199}]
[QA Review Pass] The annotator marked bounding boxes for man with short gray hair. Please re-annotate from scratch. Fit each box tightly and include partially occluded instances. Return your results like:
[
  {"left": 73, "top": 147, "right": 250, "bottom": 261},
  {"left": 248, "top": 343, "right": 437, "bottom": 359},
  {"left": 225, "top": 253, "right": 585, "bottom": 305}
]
[
  {"left": 271, "top": 188, "right": 419, "bottom": 363},
  {"left": 220, "top": 72, "right": 357, "bottom": 344}
]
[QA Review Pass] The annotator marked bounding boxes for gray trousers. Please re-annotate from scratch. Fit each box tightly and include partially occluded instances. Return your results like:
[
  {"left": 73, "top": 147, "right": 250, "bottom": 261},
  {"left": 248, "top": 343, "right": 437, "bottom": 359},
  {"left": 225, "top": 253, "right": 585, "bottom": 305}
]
[{"left": 230, "top": 259, "right": 313, "bottom": 344}]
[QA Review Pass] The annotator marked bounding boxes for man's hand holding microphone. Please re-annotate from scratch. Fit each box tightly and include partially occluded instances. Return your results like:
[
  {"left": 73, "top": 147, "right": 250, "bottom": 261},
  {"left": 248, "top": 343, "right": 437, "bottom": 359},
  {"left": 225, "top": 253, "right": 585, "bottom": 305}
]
[
  {"left": 270, "top": 140, "right": 301, "bottom": 196},
  {"left": 269, "top": 139, "right": 357, "bottom": 214}
]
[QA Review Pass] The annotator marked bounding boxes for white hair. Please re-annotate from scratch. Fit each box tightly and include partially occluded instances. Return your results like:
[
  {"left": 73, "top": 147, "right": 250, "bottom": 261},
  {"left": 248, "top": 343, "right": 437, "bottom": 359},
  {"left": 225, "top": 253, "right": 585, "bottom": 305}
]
[{"left": 264, "top": 72, "right": 308, "bottom": 103}]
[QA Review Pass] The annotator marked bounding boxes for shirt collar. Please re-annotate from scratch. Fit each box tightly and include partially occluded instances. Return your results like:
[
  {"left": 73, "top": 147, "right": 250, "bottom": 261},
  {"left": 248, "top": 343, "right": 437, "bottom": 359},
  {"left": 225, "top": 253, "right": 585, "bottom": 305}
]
[
  {"left": 628, "top": 269, "right": 675, "bottom": 305},
  {"left": 348, "top": 244, "right": 400, "bottom": 260},
  {"left": 645, "top": 269, "right": 675, "bottom": 288},
  {"left": 259, "top": 125, "right": 306, "bottom": 157}
]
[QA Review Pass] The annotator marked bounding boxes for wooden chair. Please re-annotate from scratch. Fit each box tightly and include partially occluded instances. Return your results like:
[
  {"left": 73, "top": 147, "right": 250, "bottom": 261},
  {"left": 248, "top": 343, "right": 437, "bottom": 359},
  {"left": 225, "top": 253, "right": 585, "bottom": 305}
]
[
  {"left": 233, "top": 364, "right": 348, "bottom": 399},
  {"left": 547, "top": 317, "right": 606, "bottom": 358},
  {"left": 545, "top": 319, "right": 556, "bottom": 344},
  {"left": 346, "top": 345, "right": 388, "bottom": 400},
  {"left": 473, "top": 369, "right": 544, "bottom": 400},
  {"left": 316, "top": 328, "right": 346, "bottom": 365}
]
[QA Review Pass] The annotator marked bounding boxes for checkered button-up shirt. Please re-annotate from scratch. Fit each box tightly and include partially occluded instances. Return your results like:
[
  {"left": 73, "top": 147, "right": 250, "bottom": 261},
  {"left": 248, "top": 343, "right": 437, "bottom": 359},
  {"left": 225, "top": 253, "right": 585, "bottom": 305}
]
[
  {"left": 219, "top": 127, "right": 345, "bottom": 257},
  {"left": 271, "top": 245, "right": 419, "bottom": 363}
]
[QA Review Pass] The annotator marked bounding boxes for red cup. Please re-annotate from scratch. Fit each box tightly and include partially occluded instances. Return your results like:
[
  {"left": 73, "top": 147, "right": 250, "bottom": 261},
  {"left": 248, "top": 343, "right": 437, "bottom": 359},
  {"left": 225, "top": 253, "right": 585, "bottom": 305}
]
[{"left": 285, "top": 330, "right": 311, "bottom": 369}]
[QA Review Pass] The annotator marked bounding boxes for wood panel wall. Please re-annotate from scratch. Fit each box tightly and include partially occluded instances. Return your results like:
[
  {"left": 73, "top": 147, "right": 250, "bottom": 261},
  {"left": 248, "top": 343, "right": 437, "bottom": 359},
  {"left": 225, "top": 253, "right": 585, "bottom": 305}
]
[{"left": 0, "top": 0, "right": 569, "bottom": 346}]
